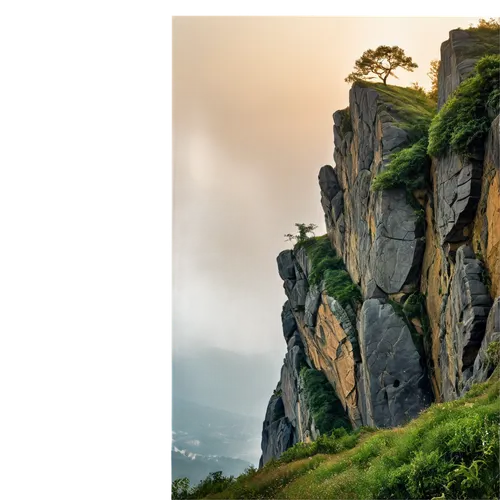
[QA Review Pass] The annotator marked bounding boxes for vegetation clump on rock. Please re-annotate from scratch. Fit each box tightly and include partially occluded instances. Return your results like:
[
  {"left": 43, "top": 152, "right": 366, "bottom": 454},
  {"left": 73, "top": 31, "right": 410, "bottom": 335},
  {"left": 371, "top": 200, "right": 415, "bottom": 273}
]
[
  {"left": 428, "top": 54, "right": 500, "bottom": 159},
  {"left": 296, "top": 235, "right": 362, "bottom": 309}
]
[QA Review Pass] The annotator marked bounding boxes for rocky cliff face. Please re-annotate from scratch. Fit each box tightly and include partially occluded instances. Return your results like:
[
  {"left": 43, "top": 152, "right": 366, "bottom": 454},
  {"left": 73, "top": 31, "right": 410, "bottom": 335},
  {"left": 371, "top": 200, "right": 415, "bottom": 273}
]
[{"left": 260, "top": 29, "right": 500, "bottom": 465}]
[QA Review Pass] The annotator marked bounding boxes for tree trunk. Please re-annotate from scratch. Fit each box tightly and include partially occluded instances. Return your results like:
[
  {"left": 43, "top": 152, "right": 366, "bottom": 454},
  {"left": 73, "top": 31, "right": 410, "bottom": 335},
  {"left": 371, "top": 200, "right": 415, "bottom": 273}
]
[{"left": 382, "top": 74, "right": 388, "bottom": 85}]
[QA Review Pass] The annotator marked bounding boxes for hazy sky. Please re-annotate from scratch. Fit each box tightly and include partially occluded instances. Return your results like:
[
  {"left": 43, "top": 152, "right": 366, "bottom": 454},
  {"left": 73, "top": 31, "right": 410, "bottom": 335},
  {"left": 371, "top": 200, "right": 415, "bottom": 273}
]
[{"left": 172, "top": 17, "right": 478, "bottom": 363}]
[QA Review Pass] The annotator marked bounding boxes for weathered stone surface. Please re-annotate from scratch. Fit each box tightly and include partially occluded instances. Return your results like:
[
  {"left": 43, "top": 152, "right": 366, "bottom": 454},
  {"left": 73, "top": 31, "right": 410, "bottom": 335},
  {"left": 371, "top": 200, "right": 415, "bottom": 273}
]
[
  {"left": 281, "top": 333, "right": 307, "bottom": 425},
  {"left": 319, "top": 165, "right": 343, "bottom": 234},
  {"left": 294, "top": 246, "right": 312, "bottom": 279},
  {"left": 290, "top": 279, "right": 308, "bottom": 310},
  {"left": 260, "top": 407, "right": 294, "bottom": 465},
  {"left": 438, "top": 29, "right": 493, "bottom": 109},
  {"left": 281, "top": 301, "right": 297, "bottom": 342},
  {"left": 463, "top": 298, "right": 500, "bottom": 392},
  {"left": 277, "top": 250, "right": 296, "bottom": 281},
  {"left": 435, "top": 154, "right": 483, "bottom": 244},
  {"left": 358, "top": 299, "right": 432, "bottom": 427},
  {"left": 304, "top": 285, "right": 321, "bottom": 328},
  {"left": 263, "top": 32, "right": 500, "bottom": 467},
  {"left": 440, "top": 246, "right": 492, "bottom": 401},
  {"left": 473, "top": 115, "right": 500, "bottom": 298},
  {"left": 433, "top": 29, "right": 497, "bottom": 245},
  {"left": 260, "top": 330, "right": 318, "bottom": 466},
  {"left": 297, "top": 293, "right": 361, "bottom": 427},
  {"left": 372, "top": 189, "right": 425, "bottom": 293},
  {"left": 326, "top": 84, "right": 425, "bottom": 297}
]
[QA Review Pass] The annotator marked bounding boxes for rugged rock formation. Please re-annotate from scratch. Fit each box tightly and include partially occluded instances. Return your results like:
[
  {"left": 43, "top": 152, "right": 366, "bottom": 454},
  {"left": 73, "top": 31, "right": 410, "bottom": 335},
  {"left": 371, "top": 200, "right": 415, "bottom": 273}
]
[{"left": 260, "top": 28, "right": 500, "bottom": 466}]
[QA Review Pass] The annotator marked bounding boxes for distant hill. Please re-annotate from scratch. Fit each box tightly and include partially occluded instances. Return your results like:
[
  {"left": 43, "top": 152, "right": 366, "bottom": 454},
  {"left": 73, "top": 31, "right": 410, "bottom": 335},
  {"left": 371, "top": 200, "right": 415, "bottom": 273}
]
[
  {"left": 172, "top": 346, "right": 283, "bottom": 418},
  {"left": 172, "top": 397, "right": 262, "bottom": 463},
  {"left": 172, "top": 450, "right": 251, "bottom": 485}
]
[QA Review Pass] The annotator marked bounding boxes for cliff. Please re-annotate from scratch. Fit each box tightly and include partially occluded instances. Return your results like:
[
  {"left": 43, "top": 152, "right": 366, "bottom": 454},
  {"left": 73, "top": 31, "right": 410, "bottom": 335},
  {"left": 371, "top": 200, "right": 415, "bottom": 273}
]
[{"left": 260, "top": 28, "right": 500, "bottom": 465}]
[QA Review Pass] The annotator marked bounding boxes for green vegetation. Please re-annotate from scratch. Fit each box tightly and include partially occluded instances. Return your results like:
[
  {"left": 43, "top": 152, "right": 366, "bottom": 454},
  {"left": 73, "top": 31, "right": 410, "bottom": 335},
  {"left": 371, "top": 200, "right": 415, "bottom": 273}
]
[
  {"left": 371, "top": 136, "right": 430, "bottom": 192},
  {"left": 300, "top": 367, "right": 351, "bottom": 435},
  {"left": 357, "top": 81, "right": 436, "bottom": 141},
  {"left": 486, "top": 341, "right": 500, "bottom": 367},
  {"left": 458, "top": 20, "right": 500, "bottom": 59},
  {"left": 345, "top": 45, "right": 418, "bottom": 85},
  {"left": 338, "top": 107, "right": 352, "bottom": 135},
  {"left": 295, "top": 235, "right": 361, "bottom": 309},
  {"left": 278, "top": 426, "right": 374, "bottom": 464},
  {"left": 428, "top": 55, "right": 500, "bottom": 159},
  {"left": 427, "top": 59, "right": 440, "bottom": 102},
  {"left": 285, "top": 223, "right": 318, "bottom": 245},
  {"left": 362, "top": 81, "right": 436, "bottom": 194},
  {"left": 190, "top": 369, "right": 500, "bottom": 499},
  {"left": 470, "top": 18, "right": 500, "bottom": 30}
]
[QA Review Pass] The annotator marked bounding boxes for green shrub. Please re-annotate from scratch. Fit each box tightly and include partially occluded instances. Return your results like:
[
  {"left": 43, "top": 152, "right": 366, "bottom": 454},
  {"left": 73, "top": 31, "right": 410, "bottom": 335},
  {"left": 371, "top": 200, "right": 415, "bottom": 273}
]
[
  {"left": 172, "top": 478, "right": 191, "bottom": 500},
  {"left": 372, "top": 136, "right": 430, "bottom": 192},
  {"left": 187, "top": 471, "right": 235, "bottom": 499},
  {"left": 278, "top": 428, "right": 360, "bottom": 464},
  {"left": 461, "top": 22, "right": 500, "bottom": 59},
  {"left": 300, "top": 367, "right": 351, "bottom": 435},
  {"left": 324, "top": 269, "right": 362, "bottom": 306},
  {"left": 339, "top": 107, "right": 352, "bottom": 135},
  {"left": 402, "top": 292, "right": 425, "bottom": 318},
  {"left": 486, "top": 341, "right": 500, "bottom": 367},
  {"left": 428, "top": 55, "right": 500, "bottom": 159},
  {"left": 207, "top": 374, "right": 500, "bottom": 500},
  {"left": 297, "top": 235, "right": 362, "bottom": 309}
]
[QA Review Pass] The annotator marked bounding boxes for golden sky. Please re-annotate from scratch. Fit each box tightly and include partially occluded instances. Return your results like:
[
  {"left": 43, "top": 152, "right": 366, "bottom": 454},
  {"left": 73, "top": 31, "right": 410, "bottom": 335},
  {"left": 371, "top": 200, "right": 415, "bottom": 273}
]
[{"left": 172, "top": 17, "right": 479, "bottom": 359}]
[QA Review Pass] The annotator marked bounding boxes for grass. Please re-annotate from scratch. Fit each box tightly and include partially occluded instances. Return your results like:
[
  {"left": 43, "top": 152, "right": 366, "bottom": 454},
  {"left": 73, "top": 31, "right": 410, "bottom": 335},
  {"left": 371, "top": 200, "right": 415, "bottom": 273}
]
[
  {"left": 295, "top": 235, "right": 362, "bottom": 309},
  {"left": 299, "top": 367, "right": 351, "bottom": 435},
  {"left": 428, "top": 54, "right": 500, "bottom": 159},
  {"left": 355, "top": 81, "right": 436, "bottom": 142},
  {"left": 371, "top": 136, "right": 431, "bottom": 192},
  {"left": 184, "top": 367, "right": 500, "bottom": 499},
  {"left": 457, "top": 24, "right": 500, "bottom": 59},
  {"left": 487, "top": 341, "right": 500, "bottom": 367},
  {"left": 356, "top": 82, "right": 436, "bottom": 195}
]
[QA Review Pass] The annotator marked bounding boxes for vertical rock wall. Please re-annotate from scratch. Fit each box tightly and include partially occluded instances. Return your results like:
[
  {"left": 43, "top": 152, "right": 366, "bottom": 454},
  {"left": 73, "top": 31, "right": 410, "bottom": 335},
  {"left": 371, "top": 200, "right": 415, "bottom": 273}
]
[{"left": 260, "top": 28, "right": 499, "bottom": 466}]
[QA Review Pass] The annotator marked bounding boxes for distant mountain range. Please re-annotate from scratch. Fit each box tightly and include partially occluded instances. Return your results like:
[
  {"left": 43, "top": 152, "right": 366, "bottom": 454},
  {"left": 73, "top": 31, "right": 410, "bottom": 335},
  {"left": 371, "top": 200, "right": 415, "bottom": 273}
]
[
  {"left": 173, "top": 397, "right": 262, "bottom": 460},
  {"left": 172, "top": 450, "right": 252, "bottom": 486},
  {"left": 172, "top": 346, "right": 286, "bottom": 484},
  {"left": 172, "top": 346, "right": 283, "bottom": 418}
]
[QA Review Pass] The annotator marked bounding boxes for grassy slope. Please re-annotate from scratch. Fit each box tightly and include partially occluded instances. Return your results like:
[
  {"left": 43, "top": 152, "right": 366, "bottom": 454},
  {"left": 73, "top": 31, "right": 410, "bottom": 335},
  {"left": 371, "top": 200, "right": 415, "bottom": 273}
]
[
  {"left": 458, "top": 26, "right": 500, "bottom": 59},
  {"left": 205, "top": 370, "right": 500, "bottom": 499},
  {"left": 355, "top": 81, "right": 436, "bottom": 142}
]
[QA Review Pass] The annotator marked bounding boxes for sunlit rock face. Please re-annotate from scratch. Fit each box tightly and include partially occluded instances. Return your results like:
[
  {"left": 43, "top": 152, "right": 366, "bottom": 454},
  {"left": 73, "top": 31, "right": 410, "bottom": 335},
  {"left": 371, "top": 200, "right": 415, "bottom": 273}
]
[{"left": 260, "top": 28, "right": 500, "bottom": 467}]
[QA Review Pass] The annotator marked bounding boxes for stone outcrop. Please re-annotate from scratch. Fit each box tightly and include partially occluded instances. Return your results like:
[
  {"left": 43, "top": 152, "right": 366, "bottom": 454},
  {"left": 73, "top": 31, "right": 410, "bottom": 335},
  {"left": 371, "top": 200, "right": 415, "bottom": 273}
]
[
  {"left": 359, "top": 299, "right": 432, "bottom": 427},
  {"left": 421, "top": 30, "right": 500, "bottom": 401},
  {"left": 439, "top": 246, "right": 492, "bottom": 400},
  {"left": 473, "top": 115, "right": 500, "bottom": 298},
  {"left": 325, "top": 84, "right": 425, "bottom": 299},
  {"left": 260, "top": 28, "right": 499, "bottom": 466},
  {"left": 463, "top": 298, "right": 500, "bottom": 392}
]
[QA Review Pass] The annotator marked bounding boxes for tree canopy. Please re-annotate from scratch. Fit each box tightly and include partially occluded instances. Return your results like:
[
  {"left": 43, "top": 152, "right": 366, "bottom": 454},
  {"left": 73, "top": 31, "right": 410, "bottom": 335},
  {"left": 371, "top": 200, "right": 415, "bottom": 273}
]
[
  {"left": 345, "top": 45, "right": 418, "bottom": 85},
  {"left": 470, "top": 18, "right": 500, "bottom": 29},
  {"left": 427, "top": 60, "right": 440, "bottom": 102},
  {"left": 284, "top": 223, "right": 317, "bottom": 244}
]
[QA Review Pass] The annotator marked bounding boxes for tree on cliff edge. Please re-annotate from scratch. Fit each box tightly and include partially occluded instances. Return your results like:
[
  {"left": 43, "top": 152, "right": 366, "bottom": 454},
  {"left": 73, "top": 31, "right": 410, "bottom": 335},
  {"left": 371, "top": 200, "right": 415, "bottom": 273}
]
[
  {"left": 285, "top": 223, "right": 317, "bottom": 244},
  {"left": 345, "top": 45, "right": 418, "bottom": 85},
  {"left": 427, "top": 59, "right": 440, "bottom": 101}
]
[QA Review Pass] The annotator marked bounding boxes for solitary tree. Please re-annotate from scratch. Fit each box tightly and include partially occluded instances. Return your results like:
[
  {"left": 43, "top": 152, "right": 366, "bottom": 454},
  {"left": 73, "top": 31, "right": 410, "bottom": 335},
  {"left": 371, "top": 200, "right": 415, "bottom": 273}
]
[
  {"left": 284, "top": 223, "right": 317, "bottom": 244},
  {"left": 470, "top": 18, "right": 500, "bottom": 29},
  {"left": 427, "top": 59, "right": 440, "bottom": 102},
  {"left": 345, "top": 45, "right": 418, "bottom": 85}
]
